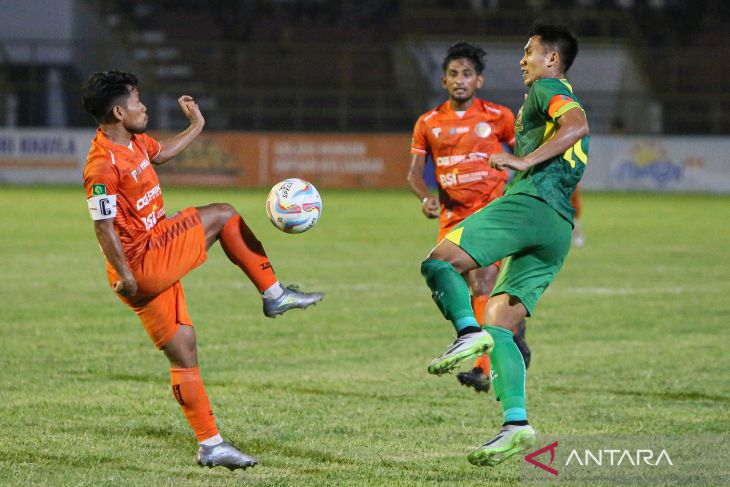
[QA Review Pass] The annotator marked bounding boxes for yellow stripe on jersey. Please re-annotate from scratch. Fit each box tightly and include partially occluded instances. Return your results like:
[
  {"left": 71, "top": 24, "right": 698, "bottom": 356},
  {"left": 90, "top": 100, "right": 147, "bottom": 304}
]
[
  {"left": 552, "top": 101, "right": 582, "bottom": 120},
  {"left": 541, "top": 121, "right": 558, "bottom": 145},
  {"left": 445, "top": 227, "right": 464, "bottom": 246},
  {"left": 564, "top": 140, "right": 588, "bottom": 168},
  {"left": 573, "top": 139, "right": 588, "bottom": 164}
]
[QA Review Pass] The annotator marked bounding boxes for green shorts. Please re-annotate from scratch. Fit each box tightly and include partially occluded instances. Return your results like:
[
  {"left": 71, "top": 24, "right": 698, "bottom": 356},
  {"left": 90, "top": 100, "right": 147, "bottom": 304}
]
[{"left": 444, "top": 193, "right": 572, "bottom": 316}]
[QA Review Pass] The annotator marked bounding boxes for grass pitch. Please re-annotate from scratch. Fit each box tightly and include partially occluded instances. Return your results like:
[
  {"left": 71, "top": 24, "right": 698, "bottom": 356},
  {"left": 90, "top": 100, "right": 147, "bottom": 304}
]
[{"left": 0, "top": 187, "right": 728, "bottom": 486}]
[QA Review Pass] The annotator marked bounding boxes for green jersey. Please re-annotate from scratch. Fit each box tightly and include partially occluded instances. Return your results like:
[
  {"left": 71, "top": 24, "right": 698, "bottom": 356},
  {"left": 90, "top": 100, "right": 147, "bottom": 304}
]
[{"left": 505, "top": 77, "right": 589, "bottom": 224}]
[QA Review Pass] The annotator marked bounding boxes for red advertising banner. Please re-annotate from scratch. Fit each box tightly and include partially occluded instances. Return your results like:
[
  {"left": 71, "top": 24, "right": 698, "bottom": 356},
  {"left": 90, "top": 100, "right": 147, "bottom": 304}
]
[{"left": 152, "top": 132, "right": 412, "bottom": 188}]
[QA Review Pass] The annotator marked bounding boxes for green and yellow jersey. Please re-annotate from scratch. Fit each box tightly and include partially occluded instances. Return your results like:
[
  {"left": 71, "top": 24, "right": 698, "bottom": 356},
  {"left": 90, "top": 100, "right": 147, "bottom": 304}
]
[{"left": 506, "top": 77, "right": 589, "bottom": 224}]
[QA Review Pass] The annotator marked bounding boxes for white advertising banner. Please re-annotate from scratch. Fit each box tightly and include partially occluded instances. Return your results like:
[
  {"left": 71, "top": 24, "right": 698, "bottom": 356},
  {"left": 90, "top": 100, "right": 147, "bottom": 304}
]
[
  {"left": 0, "top": 129, "right": 94, "bottom": 184},
  {"left": 582, "top": 135, "right": 730, "bottom": 193}
]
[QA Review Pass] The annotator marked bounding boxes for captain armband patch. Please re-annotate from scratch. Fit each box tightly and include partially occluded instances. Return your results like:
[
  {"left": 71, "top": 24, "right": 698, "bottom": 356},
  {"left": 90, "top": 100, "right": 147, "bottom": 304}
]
[{"left": 87, "top": 194, "right": 117, "bottom": 220}]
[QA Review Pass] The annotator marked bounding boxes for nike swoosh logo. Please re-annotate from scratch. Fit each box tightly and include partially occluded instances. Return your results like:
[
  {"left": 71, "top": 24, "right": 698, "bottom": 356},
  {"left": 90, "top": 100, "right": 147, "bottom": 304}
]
[{"left": 483, "top": 434, "right": 505, "bottom": 447}]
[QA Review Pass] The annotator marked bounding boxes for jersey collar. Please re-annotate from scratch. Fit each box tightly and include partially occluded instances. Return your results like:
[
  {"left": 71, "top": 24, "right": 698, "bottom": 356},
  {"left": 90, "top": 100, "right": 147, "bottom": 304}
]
[
  {"left": 442, "top": 98, "right": 482, "bottom": 120},
  {"left": 96, "top": 128, "right": 138, "bottom": 153}
]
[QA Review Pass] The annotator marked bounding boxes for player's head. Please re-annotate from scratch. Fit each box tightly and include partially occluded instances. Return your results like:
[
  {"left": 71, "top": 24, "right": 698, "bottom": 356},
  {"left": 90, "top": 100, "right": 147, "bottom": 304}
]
[
  {"left": 521, "top": 24, "right": 578, "bottom": 86},
  {"left": 441, "top": 42, "right": 486, "bottom": 104},
  {"left": 82, "top": 70, "right": 148, "bottom": 133}
]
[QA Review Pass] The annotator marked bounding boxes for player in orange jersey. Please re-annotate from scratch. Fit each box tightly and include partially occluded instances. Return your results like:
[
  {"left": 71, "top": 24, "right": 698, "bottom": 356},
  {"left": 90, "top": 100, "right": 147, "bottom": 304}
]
[
  {"left": 407, "top": 43, "right": 531, "bottom": 394},
  {"left": 81, "top": 71, "right": 323, "bottom": 470}
]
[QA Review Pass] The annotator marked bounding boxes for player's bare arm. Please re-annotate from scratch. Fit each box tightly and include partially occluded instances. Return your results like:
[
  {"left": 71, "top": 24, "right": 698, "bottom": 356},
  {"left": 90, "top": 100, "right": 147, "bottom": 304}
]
[
  {"left": 406, "top": 153, "right": 439, "bottom": 218},
  {"left": 93, "top": 219, "right": 138, "bottom": 297},
  {"left": 490, "top": 107, "right": 589, "bottom": 172},
  {"left": 153, "top": 95, "right": 205, "bottom": 164}
]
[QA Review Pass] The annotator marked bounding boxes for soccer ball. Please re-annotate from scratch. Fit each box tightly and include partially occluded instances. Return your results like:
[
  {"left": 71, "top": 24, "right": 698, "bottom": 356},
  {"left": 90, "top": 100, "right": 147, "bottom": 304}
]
[{"left": 266, "top": 178, "right": 322, "bottom": 234}]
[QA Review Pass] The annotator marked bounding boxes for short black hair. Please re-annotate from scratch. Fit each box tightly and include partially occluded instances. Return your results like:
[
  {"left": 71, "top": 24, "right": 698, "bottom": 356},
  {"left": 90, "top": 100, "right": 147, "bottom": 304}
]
[
  {"left": 82, "top": 70, "right": 139, "bottom": 124},
  {"left": 529, "top": 24, "right": 578, "bottom": 73},
  {"left": 441, "top": 42, "right": 486, "bottom": 75}
]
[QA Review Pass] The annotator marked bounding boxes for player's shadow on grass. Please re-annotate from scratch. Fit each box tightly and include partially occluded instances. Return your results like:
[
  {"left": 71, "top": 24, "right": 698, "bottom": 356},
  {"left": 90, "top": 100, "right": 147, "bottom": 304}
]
[{"left": 546, "top": 385, "right": 730, "bottom": 404}]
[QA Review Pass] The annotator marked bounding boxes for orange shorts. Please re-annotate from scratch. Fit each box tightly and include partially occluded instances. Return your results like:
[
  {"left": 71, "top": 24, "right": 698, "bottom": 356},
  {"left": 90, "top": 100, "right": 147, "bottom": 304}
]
[{"left": 108, "top": 207, "right": 208, "bottom": 348}]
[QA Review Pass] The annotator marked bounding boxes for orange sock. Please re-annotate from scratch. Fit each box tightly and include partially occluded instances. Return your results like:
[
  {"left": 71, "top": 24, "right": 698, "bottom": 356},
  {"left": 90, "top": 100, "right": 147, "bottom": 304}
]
[
  {"left": 220, "top": 215, "right": 277, "bottom": 292},
  {"left": 471, "top": 295, "right": 491, "bottom": 376},
  {"left": 170, "top": 367, "right": 219, "bottom": 442},
  {"left": 474, "top": 354, "right": 491, "bottom": 376},
  {"left": 471, "top": 295, "right": 489, "bottom": 326}
]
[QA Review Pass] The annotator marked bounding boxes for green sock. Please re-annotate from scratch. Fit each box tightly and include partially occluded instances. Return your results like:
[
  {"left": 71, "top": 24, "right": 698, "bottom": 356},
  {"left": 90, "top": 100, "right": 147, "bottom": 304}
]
[
  {"left": 485, "top": 325, "right": 527, "bottom": 423},
  {"left": 421, "top": 259, "right": 478, "bottom": 334}
]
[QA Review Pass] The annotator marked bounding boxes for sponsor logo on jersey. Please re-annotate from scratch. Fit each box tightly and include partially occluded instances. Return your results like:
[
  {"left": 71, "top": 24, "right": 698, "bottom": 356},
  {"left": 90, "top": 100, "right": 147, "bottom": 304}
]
[
  {"left": 130, "top": 158, "right": 151, "bottom": 183},
  {"left": 449, "top": 126, "right": 470, "bottom": 135},
  {"left": 438, "top": 170, "right": 488, "bottom": 188},
  {"left": 475, "top": 122, "right": 492, "bottom": 138},
  {"left": 457, "top": 171, "right": 488, "bottom": 184},
  {"left": 435, "top": 152, "right": 489, "bottom": 167},
  {"left": 136, "top": 184, "right": 162, "bottom": 210},
  {"left": 92, "top": 184, "right": 106, "bottom": 195}
]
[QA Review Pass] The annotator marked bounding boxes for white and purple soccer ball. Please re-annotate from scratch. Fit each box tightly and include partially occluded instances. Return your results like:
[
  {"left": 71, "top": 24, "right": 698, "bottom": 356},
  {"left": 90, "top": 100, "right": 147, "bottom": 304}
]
[{"left": 266, "top": 178, "right": 322, "bottom": 234}]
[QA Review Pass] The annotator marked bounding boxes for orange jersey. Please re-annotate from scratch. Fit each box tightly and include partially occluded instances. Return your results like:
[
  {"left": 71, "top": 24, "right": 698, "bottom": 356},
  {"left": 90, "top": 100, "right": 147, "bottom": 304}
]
[
  {"left": 83, "top": 129, "right": 164, "bottom": 269},
  {"left": 411, "top": 98, "right": 515, "bottom": 226}
]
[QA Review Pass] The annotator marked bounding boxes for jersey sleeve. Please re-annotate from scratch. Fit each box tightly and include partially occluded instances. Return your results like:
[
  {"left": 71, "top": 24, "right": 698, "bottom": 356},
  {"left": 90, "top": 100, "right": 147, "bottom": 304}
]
[
  {"left": 532, "top": 79, "right": 583, "bottom": 122},
  {"left": 139, "top": 133, "right": 162, "bottom": 160},
  {"left": 84, "top": 153, "right": 120, "bottom": 220},
  {"left": 410, "top": 115, "right": 429, "bottom": 156},
  {"left": 499, "top": 106, "right": 516, "bottom": 149}
]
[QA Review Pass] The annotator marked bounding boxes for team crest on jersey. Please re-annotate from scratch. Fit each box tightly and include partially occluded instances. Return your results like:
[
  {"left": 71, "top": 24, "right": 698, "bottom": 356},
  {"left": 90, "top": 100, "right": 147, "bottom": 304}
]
[
  {"left": 432, "top": 127, "right": 441, "bottom": 138},
  {"left": 515, "top": 108, "right": 524, "bottom": 132},
  {"left": 92, "top": 184, "right": 106, "bottom": 195},
  {"left": 475, "top": 122, "right": 492, "bottom": 138}
]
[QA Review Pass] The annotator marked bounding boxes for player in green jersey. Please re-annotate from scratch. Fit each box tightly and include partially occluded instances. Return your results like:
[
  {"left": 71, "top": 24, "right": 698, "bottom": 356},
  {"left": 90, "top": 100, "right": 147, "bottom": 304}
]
[{"left": 419, "top": 24, "right": 590, "bottom": 467}]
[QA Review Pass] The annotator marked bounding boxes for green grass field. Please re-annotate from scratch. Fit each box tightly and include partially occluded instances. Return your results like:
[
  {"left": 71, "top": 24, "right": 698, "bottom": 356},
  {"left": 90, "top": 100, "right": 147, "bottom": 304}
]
[{"left": 1, "top": 187, "right": 728, "bottom": 486}]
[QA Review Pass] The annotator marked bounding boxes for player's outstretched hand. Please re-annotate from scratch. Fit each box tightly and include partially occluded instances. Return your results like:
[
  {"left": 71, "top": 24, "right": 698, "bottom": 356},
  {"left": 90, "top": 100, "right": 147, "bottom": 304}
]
[
  {"left": 178, "top": 95, "right": 205, "bottom": 128},
  {"left": 113, "top": 276, "right": 138, "bottom": 298},
  {"left": 422, "top": 195, "right": 440, "bottom": 219}
]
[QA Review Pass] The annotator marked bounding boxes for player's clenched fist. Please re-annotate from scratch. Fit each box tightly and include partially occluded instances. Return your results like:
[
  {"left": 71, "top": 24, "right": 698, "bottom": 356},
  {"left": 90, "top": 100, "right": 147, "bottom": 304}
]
[
  {"left": 421, "top": 195, "right": 440, "bottom": 219},
  {"left": 113, "top": 276, "right": 138, "bottom": 298},
  {"left": 178, "top": 95, "right": 205, "bottom": 127}
]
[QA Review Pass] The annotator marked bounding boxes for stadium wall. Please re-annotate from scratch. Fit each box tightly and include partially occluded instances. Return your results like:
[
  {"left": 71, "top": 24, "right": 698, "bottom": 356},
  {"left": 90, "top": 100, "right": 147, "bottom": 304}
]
[{"left": 1, "top": 128, "right": 729, "bottom": 193}]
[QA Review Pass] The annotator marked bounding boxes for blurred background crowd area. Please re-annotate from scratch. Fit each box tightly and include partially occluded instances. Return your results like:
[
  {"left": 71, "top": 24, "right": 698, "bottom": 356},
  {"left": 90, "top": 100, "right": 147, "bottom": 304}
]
[{"left": 0, "top": 0, "right": 727, "bottom": 134}]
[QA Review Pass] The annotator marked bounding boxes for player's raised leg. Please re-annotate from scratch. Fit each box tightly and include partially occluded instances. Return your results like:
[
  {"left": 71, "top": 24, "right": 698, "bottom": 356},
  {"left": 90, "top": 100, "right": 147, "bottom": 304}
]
[
  {"left": 163, "top": 323, "right": 258, "bottom": 470},
  {"left": 421, "top": 240, "right": 494, "bottom": 375},
  {"left": 467, "top": 293, "right": 535, "bottom": 466},
  {"left": 196, "top": 203, "right": 323, "bottom": 316}
]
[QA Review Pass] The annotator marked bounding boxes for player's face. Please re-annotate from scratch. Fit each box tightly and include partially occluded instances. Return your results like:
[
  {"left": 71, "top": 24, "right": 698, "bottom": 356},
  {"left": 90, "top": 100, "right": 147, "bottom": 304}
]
[
  {"left": 118, "top": 87, "right": 148, "bottom": 134},
  {"left": 520, "top": 36, "right": 552, "bottom": 87},
  {"left": 442, "top": 58, "right": 484, "bottom": 105}
]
